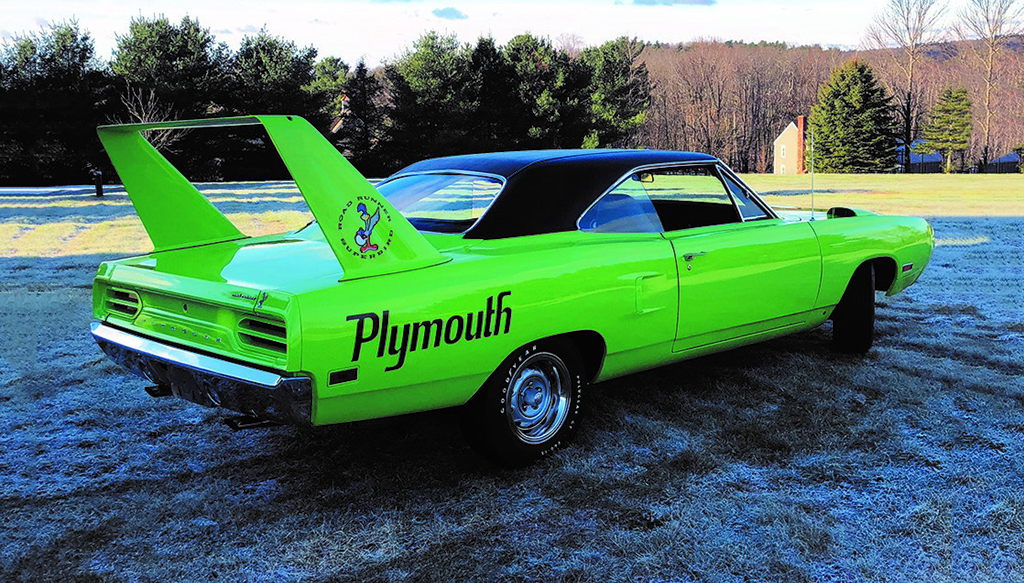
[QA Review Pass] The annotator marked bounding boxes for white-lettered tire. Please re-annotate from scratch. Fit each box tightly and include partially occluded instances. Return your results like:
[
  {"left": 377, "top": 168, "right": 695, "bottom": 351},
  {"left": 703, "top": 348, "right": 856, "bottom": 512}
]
[
  {"left": 461, "top": 341, "right": 586, "bottom": 467},
  {"left": 832, "top": 263, "right": 875, "bottom": 353}
]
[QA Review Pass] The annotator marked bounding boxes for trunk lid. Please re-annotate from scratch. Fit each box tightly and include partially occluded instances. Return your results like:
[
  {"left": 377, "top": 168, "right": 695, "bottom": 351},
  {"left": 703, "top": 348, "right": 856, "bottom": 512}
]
[{"left": 91, "top": 234, "right": 338, "bottom": 373}]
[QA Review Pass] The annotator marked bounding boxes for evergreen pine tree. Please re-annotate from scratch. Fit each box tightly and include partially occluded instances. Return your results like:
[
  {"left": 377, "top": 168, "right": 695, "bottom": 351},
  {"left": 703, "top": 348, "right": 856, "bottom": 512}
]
[
  {"left": 0, "top": 20, "right": 112, "bottom": 184},
  {"left": 335, "top": 60, "right": 387, "bottom": 176},
  {"left": 111, "top": 16, "right": 230, "bottom": 118},
  {"left": 807, "top": 60, "right": 897, "bottom": 173},
  {"left": 916, "top": 87, "right": 972, "bottom": 173},
  {"left": 580, "top": 37, "right": 651, "bottom": 148}
]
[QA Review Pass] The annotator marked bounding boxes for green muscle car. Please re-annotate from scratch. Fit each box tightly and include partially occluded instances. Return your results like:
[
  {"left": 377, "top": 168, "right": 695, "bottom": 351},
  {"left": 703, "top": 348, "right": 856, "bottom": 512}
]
[{"left": 91, "top": 115, "right": 933, "bottom": 467}]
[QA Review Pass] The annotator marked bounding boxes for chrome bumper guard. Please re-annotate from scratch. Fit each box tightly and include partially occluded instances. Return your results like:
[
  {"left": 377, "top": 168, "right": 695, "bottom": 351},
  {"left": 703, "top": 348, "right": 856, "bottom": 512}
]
[{"left": 91, "top": 322, "right": 312, "bottom": 427}]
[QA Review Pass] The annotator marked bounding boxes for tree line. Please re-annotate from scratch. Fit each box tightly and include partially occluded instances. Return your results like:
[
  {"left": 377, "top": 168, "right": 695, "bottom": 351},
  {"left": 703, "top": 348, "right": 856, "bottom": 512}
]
[
  {"left": 0, "top": 17, "right": 649, "bottom": 184},
  {"left": 638, "top": 0, "right": 1024, "bottom": 174},
  {"left": 1, "top": 2, "right": 1022, "bottom": 185}
]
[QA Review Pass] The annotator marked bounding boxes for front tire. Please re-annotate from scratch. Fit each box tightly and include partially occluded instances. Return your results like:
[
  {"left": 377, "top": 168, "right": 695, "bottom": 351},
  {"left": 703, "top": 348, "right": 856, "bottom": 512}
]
[
  {"left": 461, "top": 342, "right": 585, "bottom": 467},
  {"left": 832, "top": 263, "right": 875, "bottom": 353}
]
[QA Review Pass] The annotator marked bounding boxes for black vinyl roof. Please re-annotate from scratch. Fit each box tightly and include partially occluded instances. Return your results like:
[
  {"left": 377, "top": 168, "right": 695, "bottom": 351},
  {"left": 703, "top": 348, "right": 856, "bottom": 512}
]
[{"left": 392, "top": 149, "right": 719, "bottom": 239}]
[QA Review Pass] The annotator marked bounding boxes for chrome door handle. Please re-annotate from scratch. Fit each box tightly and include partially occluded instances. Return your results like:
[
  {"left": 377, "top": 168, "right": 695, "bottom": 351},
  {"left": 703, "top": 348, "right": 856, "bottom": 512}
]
[{"left": 682, "top": 251, "right": 708, "bottom": 262}]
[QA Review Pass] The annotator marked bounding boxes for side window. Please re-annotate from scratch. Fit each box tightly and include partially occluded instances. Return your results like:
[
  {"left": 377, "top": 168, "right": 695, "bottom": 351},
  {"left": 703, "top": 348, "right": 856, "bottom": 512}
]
[
  {"left": 579, "top": 165, "right": 766, "bottom": 233},
  {"left": 644, "top": 166, "right": 741, "bottom": 231},
  {"left": 579, "top": 175, "right": 664, "bottom": 233},
  {"left": 720, "top": 171, "right": 770, "bottom": 221}
]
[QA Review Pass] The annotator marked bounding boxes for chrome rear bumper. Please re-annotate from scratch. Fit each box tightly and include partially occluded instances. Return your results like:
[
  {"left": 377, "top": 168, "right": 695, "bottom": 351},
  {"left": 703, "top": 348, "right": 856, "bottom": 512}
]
[{"left": 91, "top": 322, "right": 312, "bottom": 427}]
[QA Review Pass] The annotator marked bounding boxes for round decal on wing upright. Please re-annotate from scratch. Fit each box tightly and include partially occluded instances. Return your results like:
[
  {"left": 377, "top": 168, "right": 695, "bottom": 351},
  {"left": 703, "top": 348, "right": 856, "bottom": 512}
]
[{"left": 337, "top": 197, "right": 394, "bottom": 259}]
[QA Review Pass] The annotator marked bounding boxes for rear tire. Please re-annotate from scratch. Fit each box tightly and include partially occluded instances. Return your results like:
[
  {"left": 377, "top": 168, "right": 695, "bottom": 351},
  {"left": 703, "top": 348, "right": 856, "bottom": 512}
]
[
  {"left": 832, "top": 263, "right": 875, "bottom": 354},
  {"left": 460, "top": 341, "right": 585, "bottom": 468}
]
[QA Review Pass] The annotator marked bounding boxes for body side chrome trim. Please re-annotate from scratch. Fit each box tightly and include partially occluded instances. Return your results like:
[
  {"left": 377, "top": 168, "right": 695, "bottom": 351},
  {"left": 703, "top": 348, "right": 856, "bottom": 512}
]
[{"left": 91, "top": 322, "right": 285, "bottom": 387}]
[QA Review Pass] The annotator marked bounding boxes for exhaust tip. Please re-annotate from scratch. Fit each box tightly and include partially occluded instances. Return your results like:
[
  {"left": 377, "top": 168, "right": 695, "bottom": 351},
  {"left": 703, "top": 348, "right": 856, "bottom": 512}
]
[
  {"left": 144, "top": 385, "right": 173, "bottom": 398},
  {"left": 224, "top": 415, "right": 281, "bottom": 431}
]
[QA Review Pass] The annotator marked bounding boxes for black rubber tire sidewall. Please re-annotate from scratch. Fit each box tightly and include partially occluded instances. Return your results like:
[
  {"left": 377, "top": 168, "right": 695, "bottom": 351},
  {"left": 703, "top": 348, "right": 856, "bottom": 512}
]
[
  {"left": 832, "top": 263, "right": 875, "bottom": 354},
  {"left": 461, "top": 341, "right": 585, "bottom": 468}
]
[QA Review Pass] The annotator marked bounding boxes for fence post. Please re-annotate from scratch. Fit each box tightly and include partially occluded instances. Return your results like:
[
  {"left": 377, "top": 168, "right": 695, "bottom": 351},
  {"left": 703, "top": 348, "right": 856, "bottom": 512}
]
[{"left": 94, "top": 170, "right": 103, "bottom": 197}]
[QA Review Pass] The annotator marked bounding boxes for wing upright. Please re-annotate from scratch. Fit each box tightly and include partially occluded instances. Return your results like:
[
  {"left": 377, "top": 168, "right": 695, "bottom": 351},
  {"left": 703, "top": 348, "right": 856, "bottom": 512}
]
[{"left": 97, "top": 115, "right": 448, "bottom": 281}]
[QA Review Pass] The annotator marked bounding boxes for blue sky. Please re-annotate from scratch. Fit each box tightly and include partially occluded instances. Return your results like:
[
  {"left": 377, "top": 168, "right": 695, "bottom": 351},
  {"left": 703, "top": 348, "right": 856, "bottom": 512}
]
[{"left": 5, "top": 0, "right": 900, "bottom": 65}]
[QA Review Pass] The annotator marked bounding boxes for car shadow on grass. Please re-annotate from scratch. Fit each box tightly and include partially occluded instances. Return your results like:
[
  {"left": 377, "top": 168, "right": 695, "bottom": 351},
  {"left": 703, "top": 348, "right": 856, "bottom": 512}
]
[
  {"left": 0, "top": 321, "right": 934, "bottom": 582},
  {"left": 191, "top": 324, "right": 879, "bottom": 508},
  {"left": 193, "top": 324, "right": 875, "bottom": 494}
]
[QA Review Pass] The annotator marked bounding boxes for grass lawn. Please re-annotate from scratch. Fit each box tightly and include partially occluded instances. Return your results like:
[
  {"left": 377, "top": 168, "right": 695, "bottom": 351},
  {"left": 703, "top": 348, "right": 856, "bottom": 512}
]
[
  {"left": 740, "top": 173, "right": 1024, "bottom": 217},
  {"left": 1, "top": 175, "right": 1020, "bottom": 257},
  {"left": 1, "top": 180, "right": 1023, "bottom": 581}
]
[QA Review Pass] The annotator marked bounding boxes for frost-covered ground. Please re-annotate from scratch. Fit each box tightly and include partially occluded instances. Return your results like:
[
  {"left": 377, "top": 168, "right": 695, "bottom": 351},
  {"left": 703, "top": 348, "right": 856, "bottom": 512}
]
[{"left": 1, "top": 185, "right": 1023, "bottom": 582}]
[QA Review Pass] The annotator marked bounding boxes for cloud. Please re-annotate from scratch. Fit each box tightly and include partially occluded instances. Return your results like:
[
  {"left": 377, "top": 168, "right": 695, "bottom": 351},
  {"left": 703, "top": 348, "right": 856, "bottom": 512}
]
[
  {"left": 432, "top": 7, "right": 468, "bottom": 20},
  {"left": 633, "top": 0, "right": 715, "bottom": 5},
  {"left": 237, "top": 25, "right": 260, "bottom": 33}
]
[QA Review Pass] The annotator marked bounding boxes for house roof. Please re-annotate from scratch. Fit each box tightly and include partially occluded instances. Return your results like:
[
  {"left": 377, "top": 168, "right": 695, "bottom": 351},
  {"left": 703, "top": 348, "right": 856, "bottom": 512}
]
[
  {"left": 896, "top": 142, "right": 943, "bottom": 164},
  {"left": 773, "top": 122, "right": 798, "bottom": 146},
  {"left": 991, "top": 151, "right": 1021, "bottom": 164}
]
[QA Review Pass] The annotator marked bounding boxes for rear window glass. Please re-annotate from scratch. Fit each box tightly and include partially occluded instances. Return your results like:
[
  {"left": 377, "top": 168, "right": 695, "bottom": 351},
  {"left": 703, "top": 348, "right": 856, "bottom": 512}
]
[{"left": 376, "top": 173, "right": 503, "bottom": 233}]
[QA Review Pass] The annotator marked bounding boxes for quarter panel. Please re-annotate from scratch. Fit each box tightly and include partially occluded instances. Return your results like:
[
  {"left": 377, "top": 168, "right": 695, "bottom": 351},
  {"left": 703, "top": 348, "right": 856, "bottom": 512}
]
[{"left": 296, "top": 231, "right": 679, "bottom": 425}]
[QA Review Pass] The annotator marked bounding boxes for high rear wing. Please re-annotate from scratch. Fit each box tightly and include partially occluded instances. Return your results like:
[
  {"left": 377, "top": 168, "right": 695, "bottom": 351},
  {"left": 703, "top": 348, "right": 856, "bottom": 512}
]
[{"left": 97, "top": 115, "right": 448, "bottom": 281}]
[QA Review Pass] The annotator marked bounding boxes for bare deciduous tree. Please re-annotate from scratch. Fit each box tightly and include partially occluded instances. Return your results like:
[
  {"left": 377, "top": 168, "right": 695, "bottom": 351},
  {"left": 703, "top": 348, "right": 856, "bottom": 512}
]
[
  {"left": 554, "top": 33, "right": 585, "bottom": 58},
  {"left": 866, "top": 0, "right": 949, "bottom": 171},
  {"left": 675, "top": 42, "right": 733, "bottom": 157},
  {"left": 110, "top": 84, "right": 189, "bottom": 153},
  {"left": 639, "top": 42, "right": 838, "bottom": 172},
  {"left": 954, "top": 0, "right": 1024, "bottom": 168},
  {"left": 633, "top": 34, "right": 1024, "bottom": 173}
]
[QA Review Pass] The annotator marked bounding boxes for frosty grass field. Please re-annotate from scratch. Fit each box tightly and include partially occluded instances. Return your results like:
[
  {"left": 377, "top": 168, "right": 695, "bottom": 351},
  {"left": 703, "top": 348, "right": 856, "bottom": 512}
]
[{"left": 1, "top": 175, "right": 1023, "bottom": 582}]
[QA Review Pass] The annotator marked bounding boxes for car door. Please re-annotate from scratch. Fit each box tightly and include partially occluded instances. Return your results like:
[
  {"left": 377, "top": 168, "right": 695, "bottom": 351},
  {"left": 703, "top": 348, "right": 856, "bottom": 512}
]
[{"left": 644, "top": 164, "right": 822, "bottom": 351}]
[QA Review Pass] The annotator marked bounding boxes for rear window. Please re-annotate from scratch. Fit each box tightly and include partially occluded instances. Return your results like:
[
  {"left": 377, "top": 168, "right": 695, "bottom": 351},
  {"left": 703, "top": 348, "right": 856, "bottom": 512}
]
[{"left": 376, "top": 173, "right": 503, "bottom": 234}]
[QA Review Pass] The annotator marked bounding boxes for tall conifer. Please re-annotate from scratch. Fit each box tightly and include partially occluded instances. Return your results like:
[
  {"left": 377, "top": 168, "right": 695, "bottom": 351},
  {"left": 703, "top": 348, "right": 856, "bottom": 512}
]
[
  {"left": 807, "top": 60, "right": 898, "bottom": 173},
  {"left": 916, "top": 87, "right": 972, "bottom": 173}
]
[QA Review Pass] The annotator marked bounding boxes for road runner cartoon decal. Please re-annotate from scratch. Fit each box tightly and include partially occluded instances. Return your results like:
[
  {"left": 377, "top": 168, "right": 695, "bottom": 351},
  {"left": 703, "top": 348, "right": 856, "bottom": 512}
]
[
  {"left": 347, "top": 291, "right": 512, "bottom": 372},
  {"left": 354, "top": 203, "right": 379, "bottom": 252},
  {"left": 337, "top": 196, "right": 393, "bottom": 259}
]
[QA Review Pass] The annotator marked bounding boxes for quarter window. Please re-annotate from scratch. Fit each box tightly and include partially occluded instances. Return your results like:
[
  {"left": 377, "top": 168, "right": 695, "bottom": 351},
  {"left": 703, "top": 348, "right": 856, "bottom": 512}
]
[
  {"left": 721, "top": 172, "right": 770, "bottom": 220},
  {"left": 578, "top": 175, "right": 663, "bottom": 233}
]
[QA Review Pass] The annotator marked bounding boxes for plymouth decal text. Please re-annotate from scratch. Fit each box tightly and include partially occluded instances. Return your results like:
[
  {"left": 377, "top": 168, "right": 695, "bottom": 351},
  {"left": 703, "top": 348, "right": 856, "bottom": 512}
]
[{"left": 347, "top": 291, "right": 512, "bottom": 371}]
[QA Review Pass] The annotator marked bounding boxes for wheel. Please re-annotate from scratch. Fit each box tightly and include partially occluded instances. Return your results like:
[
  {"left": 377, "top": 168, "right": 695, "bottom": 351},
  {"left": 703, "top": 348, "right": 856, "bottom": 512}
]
[
  {"left": 831, "top": 263, "right": 875, "bottom": 353},
  {"left": 461, "top": 341, "right": 586, "bottom": 467}
]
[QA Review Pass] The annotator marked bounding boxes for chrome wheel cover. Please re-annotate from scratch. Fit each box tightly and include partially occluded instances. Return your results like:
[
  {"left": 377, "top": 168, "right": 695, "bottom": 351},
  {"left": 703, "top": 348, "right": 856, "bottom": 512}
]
[{"left": 506, "top": 352, "right": 571, "bottom": 445}]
